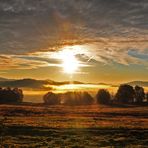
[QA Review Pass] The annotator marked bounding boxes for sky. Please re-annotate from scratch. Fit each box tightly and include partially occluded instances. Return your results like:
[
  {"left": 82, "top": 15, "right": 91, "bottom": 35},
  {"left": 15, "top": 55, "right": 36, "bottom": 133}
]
[{"left": 0, "top": 0, "right": 147, "bottom": 84}]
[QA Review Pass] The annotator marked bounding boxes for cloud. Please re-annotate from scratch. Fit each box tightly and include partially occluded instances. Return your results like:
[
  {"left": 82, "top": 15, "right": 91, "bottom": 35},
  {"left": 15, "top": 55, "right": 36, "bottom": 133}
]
[
  {"left": 0, "top": 55, "right": 49, "bottom": 70},
  {"left": 0, "top": 0, "right": 147, "bottom": 70},
  {"left": 128, "top": 49, "right": 148, "bottom": 60}
]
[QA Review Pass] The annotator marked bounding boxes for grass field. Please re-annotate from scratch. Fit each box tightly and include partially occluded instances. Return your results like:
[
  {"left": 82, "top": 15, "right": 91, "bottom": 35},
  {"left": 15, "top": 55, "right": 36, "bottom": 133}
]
[{"left": 0, "top": 104, "right": 148, "bottom": 147}]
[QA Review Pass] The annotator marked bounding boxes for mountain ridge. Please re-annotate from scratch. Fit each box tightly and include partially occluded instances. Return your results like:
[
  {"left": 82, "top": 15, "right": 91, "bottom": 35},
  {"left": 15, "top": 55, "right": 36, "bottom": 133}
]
[
  {"left": 126, "top": 81, "right": 148, "bottom": 87},
  {"left": 0, "top": 78, "right": 84, "bottom": 89},
  {"left": 0, "top": 78, "right": 147, "bottom": 89}
]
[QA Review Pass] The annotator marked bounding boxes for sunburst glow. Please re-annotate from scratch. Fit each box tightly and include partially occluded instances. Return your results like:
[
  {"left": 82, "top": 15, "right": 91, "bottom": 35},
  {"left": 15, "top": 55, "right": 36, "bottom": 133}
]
[
  {"left": 60, "top": 49, "right": 79, "bottom": 74},
  {"left": 49, "top": 45, "right": 91, "bottom": 74}
]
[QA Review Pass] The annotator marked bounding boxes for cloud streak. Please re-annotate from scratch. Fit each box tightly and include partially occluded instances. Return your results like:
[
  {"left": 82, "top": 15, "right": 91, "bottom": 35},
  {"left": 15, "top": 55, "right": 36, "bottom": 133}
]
[{"left": 0, "top": 0, "right": 147, "bottom": 70}]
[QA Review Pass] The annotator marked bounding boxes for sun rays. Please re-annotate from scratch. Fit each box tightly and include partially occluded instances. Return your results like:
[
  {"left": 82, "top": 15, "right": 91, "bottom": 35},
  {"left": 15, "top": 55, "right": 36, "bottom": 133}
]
[{"left": 60, "top": 49, "right": 79, "bottom": 74}]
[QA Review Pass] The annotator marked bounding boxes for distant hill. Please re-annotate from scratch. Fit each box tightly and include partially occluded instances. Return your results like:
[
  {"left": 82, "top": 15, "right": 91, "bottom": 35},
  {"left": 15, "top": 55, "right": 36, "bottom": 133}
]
[
  {"left": 97, "top": 82, "right": 112, "bottom": 86},
  {"left": 45, "top": 79, "right": 84, "bottom": 85},
  {"left": 0, "top": 79, "right": 47, "bottom": 89},
  {"left": 126, "top": 81, "right": 148, "bottom": 87},
  {"left": 0, "top": 77, "right": 147, "bottom": 89},
  {"left": 0, "top": 77, "right": 14, "bottom": 81},
  {"left": 0, "top": 78, "right": 84, "bottom": 89}
]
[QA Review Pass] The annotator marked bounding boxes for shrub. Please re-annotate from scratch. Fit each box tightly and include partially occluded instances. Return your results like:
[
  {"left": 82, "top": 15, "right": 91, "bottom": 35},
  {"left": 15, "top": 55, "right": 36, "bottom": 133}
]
[
  {"left": 135, "top": 85, "right": 145, "bottom": 103},
  {"left": 145, "top": 92, "right": 148, "bottom": 103},
  {"left": 43, "top": 92, "right": 60, "bottom": 105},
  {"left": 115, "top": 84, "right": 135, "bottom": 103},
  {"left": 96, "top": 89, "right": 111, "bottom": 104},
  {"left": 61, "top": 91, "right": 94, "bottom": 105},
  {"left": 82, "top": 92, "right": 94, "bottom": 105},
  {"left": 0, "top": 87, "right": 23, "bottom": 103}
]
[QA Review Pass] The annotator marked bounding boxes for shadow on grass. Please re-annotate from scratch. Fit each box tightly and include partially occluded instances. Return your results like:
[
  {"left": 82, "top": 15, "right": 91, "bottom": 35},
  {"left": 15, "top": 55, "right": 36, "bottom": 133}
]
[
  {"left": 106, "top": 102, "right": 148, "bottom": 108},
  {"left": 1, "top": 125, "right": 148, "bottom": 147}
]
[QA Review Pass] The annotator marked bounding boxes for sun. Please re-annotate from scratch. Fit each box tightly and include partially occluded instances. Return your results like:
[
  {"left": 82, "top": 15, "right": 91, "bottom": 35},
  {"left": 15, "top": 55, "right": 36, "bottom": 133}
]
[
  {"left": 60, "top": 49, "right": 79, "bottom": 74},
  {"left": 51, "top": 45, "right": 89, "bottom": 74}
]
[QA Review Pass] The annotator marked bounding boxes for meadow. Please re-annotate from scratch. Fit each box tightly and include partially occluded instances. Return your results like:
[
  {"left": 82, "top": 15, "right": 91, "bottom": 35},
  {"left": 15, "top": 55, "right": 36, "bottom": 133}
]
[{"left": 0, "top": 104, "right": 148, "bottom": 147}]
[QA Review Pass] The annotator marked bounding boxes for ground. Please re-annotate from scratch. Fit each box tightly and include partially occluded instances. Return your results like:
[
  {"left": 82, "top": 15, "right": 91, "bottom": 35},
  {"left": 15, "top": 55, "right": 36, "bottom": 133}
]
[{"left": 0, "top": 103, "right": 148, "bottom": 147}]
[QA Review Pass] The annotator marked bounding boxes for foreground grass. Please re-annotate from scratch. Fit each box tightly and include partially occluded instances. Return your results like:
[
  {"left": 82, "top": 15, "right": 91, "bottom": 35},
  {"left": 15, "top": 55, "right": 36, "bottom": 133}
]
[{"left": 0, "top": 104, "right": 148, "bottom": 147}]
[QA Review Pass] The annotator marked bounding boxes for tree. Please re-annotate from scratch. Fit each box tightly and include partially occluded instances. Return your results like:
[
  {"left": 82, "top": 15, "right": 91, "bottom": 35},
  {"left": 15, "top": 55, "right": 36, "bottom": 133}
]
[
  {"left": 115, "top": 84, "right": 135, "bottom": 103},
  {"left": 82, "top": 92, "right": 94, "bottom": 105},
  {"left": 96, "top": 89, "right": 111, "bottom": 104},
  {"left": 146, "top": 92, "right": 148, "bottom": 103},
  {"left": 62, "top": 92, "right": 80, "bottom": 105},
  {"left": 43, "top": 92, "right": 60, "bottom": 105},
  {"left": 62, "top": 91, "right": 94, "bottom": 105},
  {"left": 135, "top": 85, "right": 145, "bottom": 103},
  {"left": 0, "top": 87, "right": 23, "bottom": 103}
]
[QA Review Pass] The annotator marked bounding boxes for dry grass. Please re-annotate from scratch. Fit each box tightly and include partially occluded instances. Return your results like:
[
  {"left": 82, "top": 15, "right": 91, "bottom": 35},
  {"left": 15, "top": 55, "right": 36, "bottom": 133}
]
[{"left": 0, "top": 104, "right": 148, "bottom": 147}]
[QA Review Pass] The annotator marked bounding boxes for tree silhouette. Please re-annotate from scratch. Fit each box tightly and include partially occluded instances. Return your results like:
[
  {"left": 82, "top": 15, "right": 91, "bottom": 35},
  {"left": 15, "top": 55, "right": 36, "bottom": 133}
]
[
  {"left": 82, "top": 92, "right": 94, "bottom": 105},
  {"left": 59, "top": 91, "right": 94, "bottom": 105},
  {"left": 115, "top": 84, "right": 135, "bottom": 103},
  {"left": 96, "top": 89, "right": 111, "bottom": 104},
  {"left": 0, "top": 87, "right": 23, "bottom": 103},
  {"left": 62, "top": 92, "right": 81, "bottom": 105},
  {"left": 43, "top": 92, "right": 60, "bottom": 105},
  {"left": 146, "top": 92, "right": 148, "bottom": 103},
  {"left": 135, "top": 85, "right": 145, "bottom": 103}
]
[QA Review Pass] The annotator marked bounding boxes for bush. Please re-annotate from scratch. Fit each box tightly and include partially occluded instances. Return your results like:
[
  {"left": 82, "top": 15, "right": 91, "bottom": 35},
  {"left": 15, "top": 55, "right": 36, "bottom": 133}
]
[
  {"left": 96, "top": 89, "right": 111, "bottom": 104},
  {"left": 61, "top": 91, "right": 94, "bottom": 105},
  {"left": 43, "top": 92, "right": 60, "bottom": 105},
  {"left": 135, "top": 85, "right": 145, "bottom": 103},
  {"left": 115, "top": 84, "right": 135, "bottom": 103},
  {"left": 0, "top": 87, "right": 23, "bottom": 103},
  {"left": 146, "top": 93, "right": 148, "bottom": 102},
  {"left": 82, "top": 92, "right": 94, "bottom": 105}
]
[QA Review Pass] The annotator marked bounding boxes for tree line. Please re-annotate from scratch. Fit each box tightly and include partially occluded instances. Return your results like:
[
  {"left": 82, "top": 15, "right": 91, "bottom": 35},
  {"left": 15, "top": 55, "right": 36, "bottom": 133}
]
[
  {"left": 97, "top": 85, "right": 147, "bottom": 105},
  {"left": 0, "top": 84, "right": 147, "bottom": 105},
  {"left": 43, "top": 91, "right": 94, "bottom": 105},
  {"left": 44, "top": 84, "right": 148, "bottom": 105}
]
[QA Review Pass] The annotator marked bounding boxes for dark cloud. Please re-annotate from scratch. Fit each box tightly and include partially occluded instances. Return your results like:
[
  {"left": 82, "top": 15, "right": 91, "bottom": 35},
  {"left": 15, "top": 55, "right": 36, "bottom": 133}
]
[{"left": 0, "top": 0, "right": 147, "bottom": 68}]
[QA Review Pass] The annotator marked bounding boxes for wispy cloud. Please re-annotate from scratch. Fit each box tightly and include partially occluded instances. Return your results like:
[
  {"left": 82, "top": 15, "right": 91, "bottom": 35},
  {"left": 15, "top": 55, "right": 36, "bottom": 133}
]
[
  {"left": 0, "top": 55, "right": 49, "bottom": 70},
  {"left": 0, "top": 0, "right": 147, "bottom": 70}
]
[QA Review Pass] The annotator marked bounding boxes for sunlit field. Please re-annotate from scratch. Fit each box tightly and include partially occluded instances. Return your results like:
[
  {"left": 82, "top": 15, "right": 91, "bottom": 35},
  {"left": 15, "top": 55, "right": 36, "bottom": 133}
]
[
  {"left": 0, "top": 0, "right": 148, "bottom": 147},
  {"left": 0, "top": 104, "right": 148, "bottom": 147}
]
